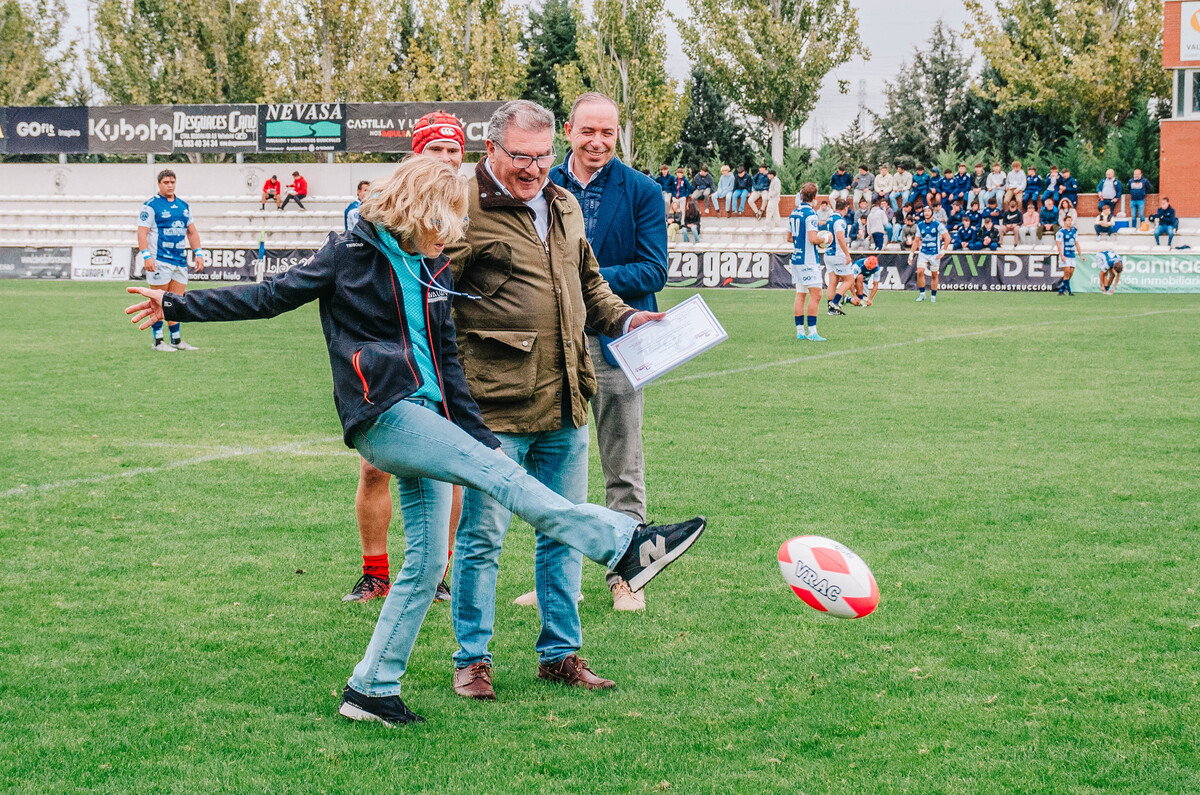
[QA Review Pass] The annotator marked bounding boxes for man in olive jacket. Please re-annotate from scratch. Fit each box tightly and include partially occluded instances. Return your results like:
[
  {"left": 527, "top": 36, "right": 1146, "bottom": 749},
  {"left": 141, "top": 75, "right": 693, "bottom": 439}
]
[{"left": 445, "top": 100, "right": 661, "bottom": 700}]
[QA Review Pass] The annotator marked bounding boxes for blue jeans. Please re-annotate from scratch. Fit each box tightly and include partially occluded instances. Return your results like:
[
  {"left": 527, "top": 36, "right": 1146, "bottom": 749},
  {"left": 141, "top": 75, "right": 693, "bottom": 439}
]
[
  {"left": 732, "top": 189, "right": 749, "bottom": 214},
  {"left": 453, "top": 425, "right": 590, "bottom": 667},
  {"left": 1130, "top": 200, "right": 1145, "bottom": 226},
  {"left": 1155, "top": 223, "right": 1176, "bottom": 246},
  {"left": 347, "top": 400, "right": 637, "bottom": 697}
]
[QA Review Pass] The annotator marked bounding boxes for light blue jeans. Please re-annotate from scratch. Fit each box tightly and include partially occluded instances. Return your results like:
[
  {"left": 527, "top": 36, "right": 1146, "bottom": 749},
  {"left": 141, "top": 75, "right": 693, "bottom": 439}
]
[
  {"left": 453, "top": 425, "right": 589, "bottom": 667},
  {"left": 732, "top": 189, "right": 749, "bottom": 214},
  {"left": 347, "top": 399, "right": 637, "bottom": 697},
  {"left": 1130, "top": 199, "right": 1145, "bottom": 227}
]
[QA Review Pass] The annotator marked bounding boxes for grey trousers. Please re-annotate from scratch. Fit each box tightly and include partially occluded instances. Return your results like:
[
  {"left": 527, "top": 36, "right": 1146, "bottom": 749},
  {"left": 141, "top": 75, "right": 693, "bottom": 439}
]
[{"left": 587, "top": 333, "right": 648, "bottom": 587}]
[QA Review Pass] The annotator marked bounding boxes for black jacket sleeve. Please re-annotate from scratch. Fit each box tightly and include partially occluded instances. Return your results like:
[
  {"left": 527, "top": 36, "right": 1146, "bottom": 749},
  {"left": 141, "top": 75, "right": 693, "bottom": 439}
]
[{"left": 162, "top": 235, "right": 336, "bottom": 323}]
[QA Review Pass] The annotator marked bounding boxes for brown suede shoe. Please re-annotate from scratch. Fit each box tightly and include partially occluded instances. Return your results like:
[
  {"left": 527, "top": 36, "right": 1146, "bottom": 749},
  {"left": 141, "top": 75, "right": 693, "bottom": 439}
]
[
  {"left": 537, "top": 655, "right": 615, "bottom": 690},
  {"left": 453, "top": 661, "right": 496, "bottom": 700}
]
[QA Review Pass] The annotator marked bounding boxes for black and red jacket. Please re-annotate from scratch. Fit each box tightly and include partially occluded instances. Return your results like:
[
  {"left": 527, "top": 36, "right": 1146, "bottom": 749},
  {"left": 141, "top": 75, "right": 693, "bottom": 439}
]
[{"left": 161, "top": 221, "right": 500, "bottom": 450}]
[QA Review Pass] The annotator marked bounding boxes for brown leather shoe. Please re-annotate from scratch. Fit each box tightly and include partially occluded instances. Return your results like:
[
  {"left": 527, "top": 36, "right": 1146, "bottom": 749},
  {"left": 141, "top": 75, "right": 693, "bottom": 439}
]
[
  {"left": 537, "top": 655, "right": 615, "bottom": 690},
  {"left": 453, "top": 661, "right": 496, "bottom": 700}
]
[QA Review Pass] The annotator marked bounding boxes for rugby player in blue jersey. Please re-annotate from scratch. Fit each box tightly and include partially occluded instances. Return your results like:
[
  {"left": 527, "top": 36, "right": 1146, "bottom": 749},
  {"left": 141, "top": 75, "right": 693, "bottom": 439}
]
[
  {"left": 909, "top": 205, "right": 950, "bottom": 303},
  {"left": 344, "top": 180, "right": 370, "bottom": 231},
  {"left": 136, "top": 170, "right": 206, "bottom": 351},
  {"left": 1054, "top": 212, "right": 1080, "bottom": 296},
  {"left": 851, "top": 255, "right": 882, "bottom": 307},
  {"left": 823, "top": 198, "right": 856, "bottom": 316},
  {"left": 787, "top": 182, "right": 827, "bottom": 340},
  {"left": 1096, "top": 250, "right": 1124, "bottom": 294}
]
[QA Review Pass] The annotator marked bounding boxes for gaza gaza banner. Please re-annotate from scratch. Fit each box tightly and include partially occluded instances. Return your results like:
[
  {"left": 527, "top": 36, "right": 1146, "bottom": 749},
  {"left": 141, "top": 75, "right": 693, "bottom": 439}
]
[
  {"left": 172, "top": 105, "right": 258, "bottom": 152},
  {"left": 1071, "top": 253, "right": 1200, "bottom": 293},
  {"left": 88, "top": 106, "right": 174, "bottom": 154},
  {"left": 0, "top": 247, "right": 72, "bottom": 279},
  {"left": 345, "top": 102, "right": 501, "bottom": 153},
  {"left": 258, "top": 103, "right": 347, "bottom": 152},
  {"left": 5, "top": 106, "right": 88, "bottom": 154}
]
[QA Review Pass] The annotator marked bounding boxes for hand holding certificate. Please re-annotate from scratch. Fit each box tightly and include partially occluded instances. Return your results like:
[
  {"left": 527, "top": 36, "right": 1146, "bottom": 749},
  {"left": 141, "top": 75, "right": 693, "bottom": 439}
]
[{"left": 608, "top": 294, "right": 728, "bottom": 389}]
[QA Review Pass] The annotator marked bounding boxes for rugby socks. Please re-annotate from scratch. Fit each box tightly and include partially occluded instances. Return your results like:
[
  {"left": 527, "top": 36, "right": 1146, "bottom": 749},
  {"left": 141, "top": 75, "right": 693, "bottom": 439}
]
[
  {"left": 918, "top": 287, "right": 926, "bottom": 296},
  {"left": 363, "top": 553, "right": 389, "bottom": 581},
  {"left": 168, "top": 323, "right": 181, "bottom": 345},
  {"left": 830, "top": 294, "right": 842, "bottom": 307},
  {"left": 152, "top": 320, "right": 164, "bottom": 342},
  {"left": 443, "top": 550, "right": 453, "bottom": 581},
  {"left": 1063, "top": 277, "right": 1072, "bottom": 295},
  {"left": 806, "top": 316, "right": 818, "bottom": 336},
  {"left": 795, "top": 316, "right": 804, "bottom": 338},
  {"left": 930, "top": 290, "right": 937, "bottom": 298}
]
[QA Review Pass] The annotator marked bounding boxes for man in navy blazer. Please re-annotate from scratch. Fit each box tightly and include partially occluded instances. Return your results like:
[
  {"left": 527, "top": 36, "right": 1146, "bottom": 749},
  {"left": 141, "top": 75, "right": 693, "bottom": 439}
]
[{"left": 546, "top": 91, "right": 668, "bottom": 612}]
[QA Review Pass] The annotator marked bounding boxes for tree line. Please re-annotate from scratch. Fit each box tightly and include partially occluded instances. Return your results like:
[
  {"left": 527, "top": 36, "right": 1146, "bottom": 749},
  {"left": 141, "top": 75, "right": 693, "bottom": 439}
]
[{"left": 0, "top": 0, "right": 1169, "bottom": 175}]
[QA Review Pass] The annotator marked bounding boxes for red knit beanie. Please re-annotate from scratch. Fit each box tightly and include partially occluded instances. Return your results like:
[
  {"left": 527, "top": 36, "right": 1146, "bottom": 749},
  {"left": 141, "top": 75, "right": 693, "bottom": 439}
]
[{"left": 412, "top": 112, "right": 466, "bottom": 154}]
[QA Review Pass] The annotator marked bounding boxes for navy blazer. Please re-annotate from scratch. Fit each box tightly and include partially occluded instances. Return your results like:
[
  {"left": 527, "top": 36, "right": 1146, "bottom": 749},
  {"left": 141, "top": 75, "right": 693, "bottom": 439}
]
[{"left": 550, "top": 155, "right": 669, "bottom": 364}]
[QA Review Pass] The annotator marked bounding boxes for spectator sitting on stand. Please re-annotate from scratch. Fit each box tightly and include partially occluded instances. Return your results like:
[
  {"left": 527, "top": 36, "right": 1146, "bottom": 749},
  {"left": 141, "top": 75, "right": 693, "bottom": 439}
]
[
  {"left": 1020, "top": 201, "right": 1040, "bottom": 245},
  {"left": 1058, "top": 168, "right": 1079, "bottom": 206},
  {"left": 280, "top": 170, "right": 307, "bottom": 211},
  {"left": 1037, "top": 197, "right": 1059, "bottom": 240},
  {"left": 985, "top": 163, "right": 1007, "bottom": 207},
  {"left": 714, "top": 165, "right": 734, "bottom": 216},
  {"left": 931, "top": 202, "right": 949, "bottom": 226},
  {"left": 829, "top": 165, "right": 852, "bottom": 203},
  {"left": 873, "top": 165, "right": 896, "bottom": 214},
  {"left": 1004, "top": 160, "right": 1026, "bottom": 207},
  {"left": 968, "top": 163, "right": 987, "bottom": 208},
  {"left": 680, "top": 197, "right": 702, "bottom": 242},
  {"left": 816, "top": 198, "right": 833, "bottom": 226},
  {"left": 1057, "top": 198, "right": 1077, "bottom": 229},
  {"left": 1150, "top": 197, "right": 1178, "bottom": 247},
  {"left": 976, "top": 217, "right": 1000, "bottom": 251},
  {"left": 911, "top": 164, "right": 931, "bottom": 204},
  {"left": 1041, "top": 165, "right": 1062, "bottom": 203},
  {"left": 691, "top": 166, "right": 716, "bottom": 213},
  {"left": 901, "top": 204, "right": 919, "bottom": 249},
  {"left": 983, "top": 196, "right": 1002, "bottom": 226},
  {"left": 948, "top": 199, "right": 964, "bottom": 228},
  {"left": 261, "top": 175, "right": 281, "bottom": 210},
  {"left": 669, "top": 167, "right": 692, "bottom": 205},
  {"left": 1095, "top": 205, "right": 1117, "bottom": 237},
  {"left": 852, "top": 198, "right": 871, "bottom": 245},
  {"left": 1095, "top": 168, "right": 1122, "bottom": 213},
  {"left": 656, "top": 164, "right": 673, "bottom": 207},
  {"left": 966, "top": 199, "right": 982, "bottom": 226},
  {"left": 1022, "top": 165, "right": 1042, "bottom": 207},
  {"left": 952, "top": 216, "right": 975, "bottom": 250},
  {"left": 732, "top": 166, "right": 752, "bottom": 215},
  {"left": 852, "top": 164, "right": 875, "bottom": 207},
  {"left": 1000, "top": 199, "right": 1023, "bottom": 247},
  {"left": 892, "top": 164, "right": 912, "bottom": 211},
  {"left": 666, "top": 198, "right": 682, "bottom": 242},
  {"left": 1127, "top": 169, "right": 1153, "bottom": 228},
  {"left": 747, "top": 165, "right": 771, "bottom": 219}
]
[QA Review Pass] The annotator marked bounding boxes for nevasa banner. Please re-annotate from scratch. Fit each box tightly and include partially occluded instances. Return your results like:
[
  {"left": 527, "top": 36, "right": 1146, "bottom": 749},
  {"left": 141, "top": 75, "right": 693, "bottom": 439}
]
[
  {"left": 89, "top": 106, "right": 174, "bottom": 154},
  {"left": 258, "top": 103, "right": 346, "bottom": 152}
]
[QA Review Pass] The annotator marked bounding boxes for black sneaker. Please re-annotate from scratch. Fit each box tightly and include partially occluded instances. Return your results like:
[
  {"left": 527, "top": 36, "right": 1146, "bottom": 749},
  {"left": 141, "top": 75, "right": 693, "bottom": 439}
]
[
  {"left": 434, "top": 578, "right": 451, "bottom": 603},
  {"left": 612, "top": 517, "right": 706, "bottom": 592},
  {"left": 338, "top": 686, "right": 424, "bottom": 727},
  {"left": 342, "top": 573, "right": 390, "bottom": 603},
  {"left": 827, "top": 303, "right": 845, "bottom": 316}
]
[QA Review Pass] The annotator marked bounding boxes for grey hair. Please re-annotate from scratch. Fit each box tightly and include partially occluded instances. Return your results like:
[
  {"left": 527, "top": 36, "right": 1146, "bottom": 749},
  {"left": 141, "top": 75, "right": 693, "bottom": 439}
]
[
  {"left": 487, "top": 100, "right": 555, "bottom": 146},
  {"left": 568, "top": 92, "right": 619, "bottom": 124}
]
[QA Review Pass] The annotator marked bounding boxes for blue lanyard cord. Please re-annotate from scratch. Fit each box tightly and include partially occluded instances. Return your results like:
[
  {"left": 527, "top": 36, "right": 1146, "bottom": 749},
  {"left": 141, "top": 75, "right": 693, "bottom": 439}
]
[{"left": 376, "top": 224, "right": 481, "bottom": 301}]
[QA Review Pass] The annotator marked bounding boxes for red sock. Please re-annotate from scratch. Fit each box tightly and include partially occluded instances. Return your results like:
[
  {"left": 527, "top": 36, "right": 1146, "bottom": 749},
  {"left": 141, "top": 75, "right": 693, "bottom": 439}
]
[
  {"left": 363, "top": 553, "right": 388, "bottom": 580},
  {"left": 442, "top": 550, "right": 453, "bottom": 581}
]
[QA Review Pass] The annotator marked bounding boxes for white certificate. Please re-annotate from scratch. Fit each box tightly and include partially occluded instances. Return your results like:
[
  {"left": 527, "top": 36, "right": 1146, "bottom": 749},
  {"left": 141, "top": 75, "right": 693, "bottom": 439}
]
[{"left": 608, "top": 294, "right": 728, "bottom": 389}]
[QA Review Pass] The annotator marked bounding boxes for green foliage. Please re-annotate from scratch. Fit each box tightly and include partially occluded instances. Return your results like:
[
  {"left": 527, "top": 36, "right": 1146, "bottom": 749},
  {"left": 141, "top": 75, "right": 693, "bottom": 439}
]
[
  {"left": 676, "top": 0, "right": 868, "bottom": 164},
  {"left": 829, "top": 116, "right": 878, "bottom": 173},
  {"left": 0, "top": 0, "right": 72, "bottom": 104},
  {"left": 397, "top": 0, "right": 526, "bottom": 102},
  {"left": 91, "top": 0, "right": 264, "bottom": 104},
  {"left": 521, "top": 0, "right": 577, "bottom": 122},
  {"left": 675, "top": 65, "right": 753, "bottom": 171},
  {"left": 557, "top": 0, "right": 684, "bottom": 169}
]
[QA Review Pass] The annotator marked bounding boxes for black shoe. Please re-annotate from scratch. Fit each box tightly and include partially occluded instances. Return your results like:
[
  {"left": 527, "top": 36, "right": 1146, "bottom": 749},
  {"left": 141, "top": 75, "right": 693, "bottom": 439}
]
[
  {"left": 338, "top": 685, "right": 424, "bottom": 727},
  {"left": 434, "top": 579, "right": 451, "bottom": 603},
  {"left": 612, "top": 517, "right": 706, "bottom": 592},
  {"left": 342, "top": 573, "right": 390, "bottom": 603},
  {"left": 827, "top": 304, "right": 845, "bottom": 316}
]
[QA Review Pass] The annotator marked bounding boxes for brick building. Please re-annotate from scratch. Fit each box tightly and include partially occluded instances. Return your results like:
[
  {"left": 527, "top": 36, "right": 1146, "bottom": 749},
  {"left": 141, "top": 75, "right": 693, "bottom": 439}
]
[{"left": 1163, "top": 0, "right": 1200, "bottom": 216}]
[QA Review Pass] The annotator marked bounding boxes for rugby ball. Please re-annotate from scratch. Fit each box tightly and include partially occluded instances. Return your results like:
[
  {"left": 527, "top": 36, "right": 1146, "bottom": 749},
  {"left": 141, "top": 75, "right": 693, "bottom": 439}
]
[
  {"left": 777, "top": 535, "right": 878, "bottom": 619},
  {"left": 816, "top": 230, "right": 834, "bottom": 247}
]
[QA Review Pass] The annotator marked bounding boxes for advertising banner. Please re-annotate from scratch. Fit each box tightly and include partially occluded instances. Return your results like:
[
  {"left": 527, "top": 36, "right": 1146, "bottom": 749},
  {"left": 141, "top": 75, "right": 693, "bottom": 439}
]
[
  {"left": 1072, "top": 253, "right": 1200, "bottom": 293},
  {"left": 258, "top": 103, "right": 346, "bottom": 152},
  {"left": 345, "top": 102, "right": 502, "bottom": 153},
  {"left": 5, "top": 106, "right": 88, "bottom": 154},
  {"left": 0, "top": 247, "right": 72, "bottom": 279},
  {"left": 88, "top": 106, "right": 174, "bottom": 154},
  {"left": 71, "top": 247, "right": 132, "bottom": 280},
  {"left": 255, "top": 248, "right": 314, "bottom": 280},
  {"left": 1181, "top": 1, "right": 1200, "bottom": 63},
  {"left": 0, "top": 107, "right": 6, "bottom": 154},
  {"left": 172, "top": 104, "right": 259, "bottom": 152},
  {"left": 666, "top": 250, "right": 1064, "bottom": 290}
]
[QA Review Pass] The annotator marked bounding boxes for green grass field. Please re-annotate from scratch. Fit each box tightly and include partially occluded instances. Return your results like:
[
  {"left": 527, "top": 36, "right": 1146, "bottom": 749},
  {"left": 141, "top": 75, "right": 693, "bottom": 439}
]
[{"left": 2, "top": 282, "right": 1198, "bottom": 794}]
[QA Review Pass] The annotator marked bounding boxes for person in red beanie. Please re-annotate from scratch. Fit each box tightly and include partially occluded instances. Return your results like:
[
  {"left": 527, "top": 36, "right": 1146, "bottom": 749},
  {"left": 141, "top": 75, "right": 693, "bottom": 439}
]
[{"left": 344, "top": 111, "right": 469, "bottom": 606}]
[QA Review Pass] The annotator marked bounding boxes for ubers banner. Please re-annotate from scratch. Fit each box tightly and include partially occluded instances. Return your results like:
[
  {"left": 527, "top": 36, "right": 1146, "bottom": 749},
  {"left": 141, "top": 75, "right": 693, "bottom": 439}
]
[
  {"left": 127, "top": 247, "right": 312, "bottom": 282},
  {"left": 667, "top": 250, "right": 1066, "bottom": 290}
]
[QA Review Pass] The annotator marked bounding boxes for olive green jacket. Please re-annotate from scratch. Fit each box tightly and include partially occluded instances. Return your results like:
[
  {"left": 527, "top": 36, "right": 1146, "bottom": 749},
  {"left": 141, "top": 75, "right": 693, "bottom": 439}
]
[{"left": 446, "top": 161, "right": 635, "bottom": 434}]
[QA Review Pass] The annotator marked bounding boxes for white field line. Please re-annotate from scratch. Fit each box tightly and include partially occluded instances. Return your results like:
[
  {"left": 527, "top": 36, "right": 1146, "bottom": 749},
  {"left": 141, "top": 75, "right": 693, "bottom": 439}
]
[
  {"left": 1, "top": 436, "right": 344, "bottom": 499},
  {"left": 654, "top": 306, "right": 1200, "bottom": 387}
]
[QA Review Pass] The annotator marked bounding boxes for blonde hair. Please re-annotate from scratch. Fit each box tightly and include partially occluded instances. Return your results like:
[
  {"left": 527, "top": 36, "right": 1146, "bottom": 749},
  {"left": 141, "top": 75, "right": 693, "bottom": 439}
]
[{"left": 358, "top": 156, "right": 469, "bottom": 245}]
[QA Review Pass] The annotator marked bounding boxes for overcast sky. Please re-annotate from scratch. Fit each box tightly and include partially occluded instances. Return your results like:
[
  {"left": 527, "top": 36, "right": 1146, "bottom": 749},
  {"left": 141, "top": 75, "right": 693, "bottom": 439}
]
[{"left": 63, "top": 0, "right": 976, "bottom": 141}]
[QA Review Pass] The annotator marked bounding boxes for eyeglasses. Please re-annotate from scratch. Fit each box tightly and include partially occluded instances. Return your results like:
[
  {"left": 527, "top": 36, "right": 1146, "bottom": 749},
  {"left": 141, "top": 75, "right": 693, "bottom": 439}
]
[{"left": 493, "top": 140, "right": 555, "bottom": 169}]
